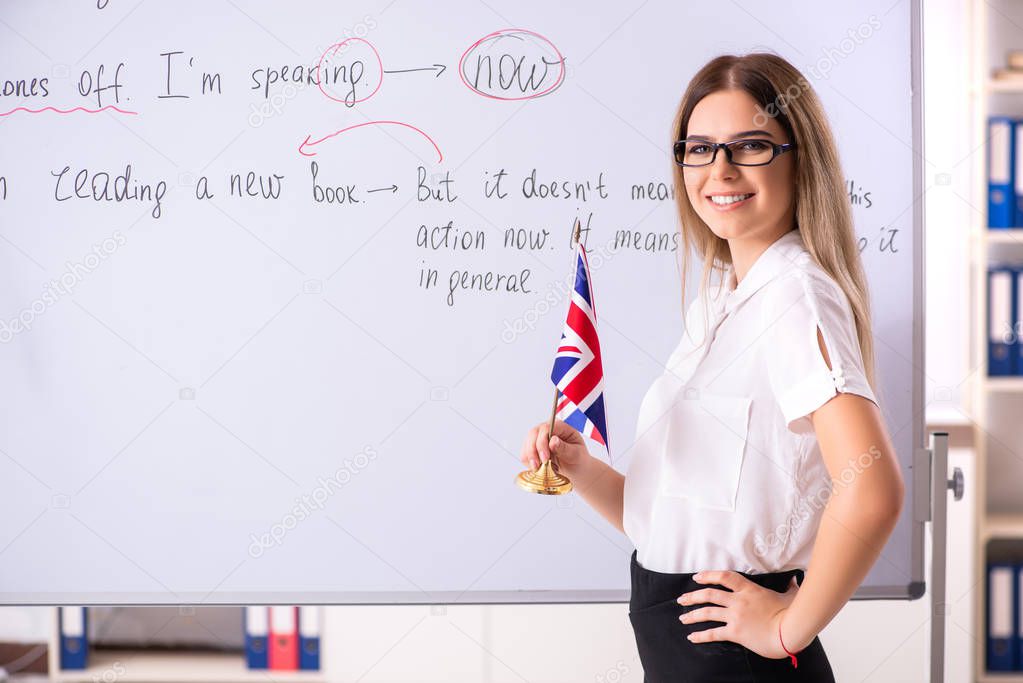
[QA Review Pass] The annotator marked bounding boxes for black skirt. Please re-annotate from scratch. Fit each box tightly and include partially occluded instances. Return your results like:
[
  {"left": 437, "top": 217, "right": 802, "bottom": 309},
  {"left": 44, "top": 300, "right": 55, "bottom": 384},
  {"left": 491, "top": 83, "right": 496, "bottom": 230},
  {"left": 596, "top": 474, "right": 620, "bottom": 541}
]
[{"left": 628, "top": 549, "right": 836, "bottom": 683}]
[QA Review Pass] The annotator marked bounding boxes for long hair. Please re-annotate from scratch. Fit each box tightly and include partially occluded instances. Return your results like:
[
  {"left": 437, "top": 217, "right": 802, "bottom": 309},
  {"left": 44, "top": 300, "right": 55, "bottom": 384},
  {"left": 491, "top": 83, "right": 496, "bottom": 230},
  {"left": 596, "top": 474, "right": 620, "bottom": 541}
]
[{"left": 671, "top": 52, "right": 876, "bottom": 391}]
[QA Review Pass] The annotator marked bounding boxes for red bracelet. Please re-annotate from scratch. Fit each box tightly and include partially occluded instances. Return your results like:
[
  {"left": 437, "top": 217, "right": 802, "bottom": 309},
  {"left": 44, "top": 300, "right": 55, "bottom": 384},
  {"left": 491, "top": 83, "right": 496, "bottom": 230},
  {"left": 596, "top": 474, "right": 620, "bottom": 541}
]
[{"left": 778, "top": 619, "right": 800, "bottom": 668}]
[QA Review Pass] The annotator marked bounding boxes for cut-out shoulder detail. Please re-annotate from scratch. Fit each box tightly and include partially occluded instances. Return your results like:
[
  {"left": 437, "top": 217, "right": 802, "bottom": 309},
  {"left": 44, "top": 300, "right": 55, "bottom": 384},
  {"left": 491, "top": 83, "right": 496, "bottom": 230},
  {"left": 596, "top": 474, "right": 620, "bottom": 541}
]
[
  {"left": 760, "top": 268, "right": 878, "bottom": 434},
  {"left": 816, "top": 326, "right": 832, "bottom": 371}
]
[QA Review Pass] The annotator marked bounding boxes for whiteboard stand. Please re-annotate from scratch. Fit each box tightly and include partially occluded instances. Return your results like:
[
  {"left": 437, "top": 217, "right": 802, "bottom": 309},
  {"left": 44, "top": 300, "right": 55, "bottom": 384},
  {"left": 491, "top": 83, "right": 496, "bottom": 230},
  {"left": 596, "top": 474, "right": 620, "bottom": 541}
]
[{"left": 924, "top": 431, "right": 964, "bottom": 682}]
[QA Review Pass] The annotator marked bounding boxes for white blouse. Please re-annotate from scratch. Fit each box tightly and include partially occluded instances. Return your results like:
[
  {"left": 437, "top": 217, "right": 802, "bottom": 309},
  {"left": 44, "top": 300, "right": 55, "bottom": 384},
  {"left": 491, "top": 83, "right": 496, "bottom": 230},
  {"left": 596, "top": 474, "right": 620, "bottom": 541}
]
[{"left": 622, "top": 228, "right": 880, "bottom": 574}]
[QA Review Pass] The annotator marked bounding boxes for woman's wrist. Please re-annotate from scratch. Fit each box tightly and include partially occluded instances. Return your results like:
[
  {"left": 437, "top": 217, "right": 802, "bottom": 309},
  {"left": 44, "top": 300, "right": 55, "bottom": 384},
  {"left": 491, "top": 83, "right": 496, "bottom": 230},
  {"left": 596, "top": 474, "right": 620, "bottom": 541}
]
[
  {"left": 777, "top": 608, "right": 814, "bottom": 657},
  {"left": 557, "top": 452, "right": 598, "bottom": 486},
  {"left": 777, "top": 610, "right": 800, "bottom": 666}
]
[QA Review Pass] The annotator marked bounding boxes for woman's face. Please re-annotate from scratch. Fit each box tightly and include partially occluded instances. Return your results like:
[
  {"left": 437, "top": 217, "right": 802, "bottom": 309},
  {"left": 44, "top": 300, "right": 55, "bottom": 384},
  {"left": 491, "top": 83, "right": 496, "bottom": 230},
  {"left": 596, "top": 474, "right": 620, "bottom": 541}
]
[{"left": 682, "top": 89, "right": 796, "bottom": 241}]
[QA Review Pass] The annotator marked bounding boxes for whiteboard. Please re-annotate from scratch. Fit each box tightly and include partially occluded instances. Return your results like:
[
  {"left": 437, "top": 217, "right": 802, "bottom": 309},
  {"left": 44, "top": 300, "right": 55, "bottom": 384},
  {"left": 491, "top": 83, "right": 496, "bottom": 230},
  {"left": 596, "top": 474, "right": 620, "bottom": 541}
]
[{"left": 0, "top": 0, "right": 924, "bottom": 604}]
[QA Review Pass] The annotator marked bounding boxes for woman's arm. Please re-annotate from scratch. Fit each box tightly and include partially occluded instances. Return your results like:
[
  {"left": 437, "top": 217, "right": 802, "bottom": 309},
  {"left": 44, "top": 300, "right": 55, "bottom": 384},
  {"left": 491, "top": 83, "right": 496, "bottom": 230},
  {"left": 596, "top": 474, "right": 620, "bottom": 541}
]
[
  {"left": 778, "top": 389, "right": 905, "bottom": 652},
  {"left": 561, "top": 456, "right": 626, "bottom": 535},
  {"left": 523, "top": 421, "right": 626, "bottom": 534}
]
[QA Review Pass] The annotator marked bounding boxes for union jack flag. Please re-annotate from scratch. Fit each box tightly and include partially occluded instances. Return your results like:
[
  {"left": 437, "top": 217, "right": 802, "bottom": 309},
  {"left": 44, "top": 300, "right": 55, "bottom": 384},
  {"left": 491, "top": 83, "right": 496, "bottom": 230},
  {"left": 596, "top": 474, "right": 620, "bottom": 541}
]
[{"left": 550, "top": 239, "right": 610, "bottom": 451}]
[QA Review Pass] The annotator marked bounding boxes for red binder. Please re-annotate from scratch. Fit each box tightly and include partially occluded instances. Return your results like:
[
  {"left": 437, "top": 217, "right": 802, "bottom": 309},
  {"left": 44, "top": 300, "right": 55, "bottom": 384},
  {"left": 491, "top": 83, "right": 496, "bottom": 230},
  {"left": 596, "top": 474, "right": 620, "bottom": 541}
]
[{"left": 268, "top": 606, "right": 298, "bottom": 670}]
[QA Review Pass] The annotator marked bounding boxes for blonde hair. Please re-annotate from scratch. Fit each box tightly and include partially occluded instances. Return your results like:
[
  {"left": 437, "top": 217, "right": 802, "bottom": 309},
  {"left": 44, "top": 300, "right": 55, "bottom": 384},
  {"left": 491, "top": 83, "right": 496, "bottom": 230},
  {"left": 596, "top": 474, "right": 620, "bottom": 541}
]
[{"left": 671, "top": 52, "right": 876, "bottom": 391}]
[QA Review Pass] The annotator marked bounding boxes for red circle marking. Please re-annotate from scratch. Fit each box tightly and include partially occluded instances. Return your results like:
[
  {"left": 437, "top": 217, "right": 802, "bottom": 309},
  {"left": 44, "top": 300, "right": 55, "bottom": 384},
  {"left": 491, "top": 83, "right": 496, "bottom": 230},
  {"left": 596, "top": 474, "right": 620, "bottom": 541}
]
[
  {"left": 458, "top": 28, "right": 566, "bottom": 101},
  {"left": 316, "top": 37, "right": 384, "bottom": 104}
]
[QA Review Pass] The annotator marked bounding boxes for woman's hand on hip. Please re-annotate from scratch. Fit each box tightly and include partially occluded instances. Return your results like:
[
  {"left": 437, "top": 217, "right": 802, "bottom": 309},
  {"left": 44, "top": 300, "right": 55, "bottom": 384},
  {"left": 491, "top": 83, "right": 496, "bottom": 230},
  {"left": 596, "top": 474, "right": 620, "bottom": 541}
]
[{"left": 677, "top": 569, "right": 803, "bottom": 660}]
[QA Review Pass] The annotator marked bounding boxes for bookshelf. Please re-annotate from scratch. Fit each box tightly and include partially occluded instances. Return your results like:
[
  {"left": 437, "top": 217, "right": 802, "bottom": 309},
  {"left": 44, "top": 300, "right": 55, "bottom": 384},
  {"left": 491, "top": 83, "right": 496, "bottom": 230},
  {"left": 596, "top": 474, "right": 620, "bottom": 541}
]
[
  {"left": 42, "top": 608, "right": 325, "bottom": 682},
  {"left": 50, "top": 649, "right": 324, "bottom": 683},
  {"left": 970, "top": 1, "right": 1023, "bottom": 681}
]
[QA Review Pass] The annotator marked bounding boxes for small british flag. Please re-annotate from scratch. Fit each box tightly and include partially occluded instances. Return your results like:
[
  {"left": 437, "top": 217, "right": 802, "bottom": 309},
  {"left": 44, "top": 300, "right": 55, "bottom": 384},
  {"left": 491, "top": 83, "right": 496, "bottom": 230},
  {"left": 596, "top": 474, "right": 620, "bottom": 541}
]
[{"left": 550, "top": 239, "right": 610, "bottom": 451}]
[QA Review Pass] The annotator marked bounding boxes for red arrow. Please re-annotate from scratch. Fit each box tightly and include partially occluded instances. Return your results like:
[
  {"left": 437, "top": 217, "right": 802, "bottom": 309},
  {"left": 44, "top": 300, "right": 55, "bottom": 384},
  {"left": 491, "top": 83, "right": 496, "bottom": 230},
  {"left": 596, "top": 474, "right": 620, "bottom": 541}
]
[{"left": 298, "top": 120, "right": 443, "bottom": 161}]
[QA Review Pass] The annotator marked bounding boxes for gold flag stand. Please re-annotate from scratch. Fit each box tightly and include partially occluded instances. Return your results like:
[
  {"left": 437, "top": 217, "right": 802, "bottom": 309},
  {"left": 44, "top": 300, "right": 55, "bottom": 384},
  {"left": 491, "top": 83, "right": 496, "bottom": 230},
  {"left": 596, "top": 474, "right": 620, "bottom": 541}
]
[
  {"left": 515, "top": 219, "right": 583, "bottom": 496},
  {"left": 515, "top": 386, "right": 573, "bottom": 494}
]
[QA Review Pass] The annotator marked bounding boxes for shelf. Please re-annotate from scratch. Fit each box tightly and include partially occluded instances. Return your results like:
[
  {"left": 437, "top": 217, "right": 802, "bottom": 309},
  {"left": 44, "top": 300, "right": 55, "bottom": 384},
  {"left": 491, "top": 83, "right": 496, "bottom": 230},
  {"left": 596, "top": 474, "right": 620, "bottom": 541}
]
[
  {"left": 987, "top": 78, "right": 1023, "bottom": 93},
  {"left": 982, "top": 513, "right": 1023, "bottom": 540},
  {"left": 980, "top": 673, "right": 1023, "bottom": 682},
  {"left": 54, "top": 650, "right": 324, "bottom": 683},
  {"left": 981, "top": 229, "right": 1023, "bottom": 244},
  {"left": 985, "top": 377, "right": 1023, "bottom": 391}
]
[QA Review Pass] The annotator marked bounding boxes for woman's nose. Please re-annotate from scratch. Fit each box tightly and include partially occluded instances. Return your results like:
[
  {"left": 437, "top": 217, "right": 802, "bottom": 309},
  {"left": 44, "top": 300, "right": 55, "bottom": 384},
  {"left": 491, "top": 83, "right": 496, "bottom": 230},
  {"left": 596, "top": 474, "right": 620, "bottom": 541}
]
[{"left": 709, "top": 149, "right": 739, "bottom": 181}]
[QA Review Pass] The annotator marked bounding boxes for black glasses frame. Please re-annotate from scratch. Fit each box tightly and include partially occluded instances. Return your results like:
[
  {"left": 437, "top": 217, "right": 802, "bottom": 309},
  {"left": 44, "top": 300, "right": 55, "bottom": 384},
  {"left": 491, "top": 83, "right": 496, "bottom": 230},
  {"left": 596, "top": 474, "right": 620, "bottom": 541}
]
[{"left": 673, "top": 138, "right": 796, "bottom": 167}]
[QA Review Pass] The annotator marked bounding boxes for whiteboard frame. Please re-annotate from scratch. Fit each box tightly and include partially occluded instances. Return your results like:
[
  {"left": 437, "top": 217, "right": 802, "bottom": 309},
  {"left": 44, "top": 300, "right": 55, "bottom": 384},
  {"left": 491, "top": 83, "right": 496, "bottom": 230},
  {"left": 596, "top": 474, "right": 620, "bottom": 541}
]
[
  {"left": 1, "top": 0, "right": 926, "bottom": 606},
  {"left": 866, "top": 0, "right": 926, "bottom": 603}
]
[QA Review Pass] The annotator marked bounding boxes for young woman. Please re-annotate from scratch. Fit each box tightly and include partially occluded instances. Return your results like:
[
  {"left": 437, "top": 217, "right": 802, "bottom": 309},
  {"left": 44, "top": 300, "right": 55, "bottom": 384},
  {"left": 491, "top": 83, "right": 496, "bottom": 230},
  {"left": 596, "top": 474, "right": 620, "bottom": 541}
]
[{"left": 520, "top": 53, "right": 905, "bottom": 681}]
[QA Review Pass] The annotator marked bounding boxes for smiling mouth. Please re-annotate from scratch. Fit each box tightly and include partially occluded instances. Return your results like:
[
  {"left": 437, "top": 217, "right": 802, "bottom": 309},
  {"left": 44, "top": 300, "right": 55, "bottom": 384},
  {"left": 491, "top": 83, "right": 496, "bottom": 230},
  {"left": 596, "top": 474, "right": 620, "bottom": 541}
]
[{"left": 707, "top": 193, "right": 755, "bottom": 206}]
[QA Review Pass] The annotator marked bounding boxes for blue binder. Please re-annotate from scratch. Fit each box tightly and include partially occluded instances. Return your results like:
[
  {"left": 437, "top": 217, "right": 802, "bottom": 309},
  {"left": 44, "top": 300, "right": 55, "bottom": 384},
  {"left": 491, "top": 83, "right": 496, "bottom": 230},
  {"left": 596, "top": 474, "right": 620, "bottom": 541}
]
[
  {"left": 298, "top": 606, "right": 321, "bottom": 670},
  {"left": 988, "top": 266, "right": 1017, "bottom": 376},
  {"left": 1017, "top": 270, "right": 1023, "bottom": 377},
  {"left": 1015, "top": 121, "right": 1023, "bottom": 228},
  {"left": 988, "top": 562, "right": 1018, "bottom": 671},
  {"left": 58, "top": 606, "right": 88, "bottom": 670},
  {"left": 990, "top": 116, "right": 1015, "bottom": 228},
  {"left": 244, "top": 606, "right": 269, "bottom": 669},
  {"left": 1017, "top": 564, "right": 1023, "bottom": 672}
]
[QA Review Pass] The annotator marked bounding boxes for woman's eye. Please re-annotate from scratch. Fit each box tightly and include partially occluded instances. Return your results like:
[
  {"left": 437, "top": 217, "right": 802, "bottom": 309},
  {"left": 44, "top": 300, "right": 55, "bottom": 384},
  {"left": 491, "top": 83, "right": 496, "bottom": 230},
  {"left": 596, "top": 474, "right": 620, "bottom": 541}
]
[
  {"left": 689, "top": 145, "right": 710, "bottom": 154},
  {"left": 739, "top": 140, "right": 769, "bottom": 151}
]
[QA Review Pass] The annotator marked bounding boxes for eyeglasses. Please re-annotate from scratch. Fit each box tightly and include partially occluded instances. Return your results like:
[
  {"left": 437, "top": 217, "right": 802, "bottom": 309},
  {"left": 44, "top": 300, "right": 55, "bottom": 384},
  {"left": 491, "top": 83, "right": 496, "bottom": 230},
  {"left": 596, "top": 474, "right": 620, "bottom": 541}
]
[{"left": 673, "top": 138, "right": 796, "bottom": 167}]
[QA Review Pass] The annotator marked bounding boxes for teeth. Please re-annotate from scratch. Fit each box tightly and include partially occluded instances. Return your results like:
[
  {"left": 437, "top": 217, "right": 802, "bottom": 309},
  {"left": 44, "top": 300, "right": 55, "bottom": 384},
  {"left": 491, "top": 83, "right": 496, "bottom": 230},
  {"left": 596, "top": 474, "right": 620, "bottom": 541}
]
[{"left": 710, "top": 193, "right": 752, "bottom": 205}]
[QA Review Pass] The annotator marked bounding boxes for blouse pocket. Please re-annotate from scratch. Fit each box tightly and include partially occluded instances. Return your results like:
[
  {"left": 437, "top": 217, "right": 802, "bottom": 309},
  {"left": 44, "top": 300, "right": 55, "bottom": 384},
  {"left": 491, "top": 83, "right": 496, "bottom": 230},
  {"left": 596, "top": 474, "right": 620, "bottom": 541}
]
[{"left": 658, "top": 390, "right": 752, "bottom": 512}]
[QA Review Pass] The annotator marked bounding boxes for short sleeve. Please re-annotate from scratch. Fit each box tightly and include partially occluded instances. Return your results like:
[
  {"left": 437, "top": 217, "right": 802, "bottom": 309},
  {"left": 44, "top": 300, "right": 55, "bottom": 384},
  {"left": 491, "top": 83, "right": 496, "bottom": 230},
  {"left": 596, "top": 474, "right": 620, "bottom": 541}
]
[{"left": 760, "top": 272, "right": 878, "bottom": 434}]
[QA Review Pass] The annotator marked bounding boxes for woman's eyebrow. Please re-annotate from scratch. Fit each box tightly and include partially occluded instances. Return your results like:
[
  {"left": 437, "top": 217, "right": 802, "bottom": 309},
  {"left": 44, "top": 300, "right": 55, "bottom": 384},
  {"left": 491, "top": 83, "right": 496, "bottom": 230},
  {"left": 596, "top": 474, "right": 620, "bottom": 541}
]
[{"left": 686, "top": 129, "right": 775, "bottom": 141}]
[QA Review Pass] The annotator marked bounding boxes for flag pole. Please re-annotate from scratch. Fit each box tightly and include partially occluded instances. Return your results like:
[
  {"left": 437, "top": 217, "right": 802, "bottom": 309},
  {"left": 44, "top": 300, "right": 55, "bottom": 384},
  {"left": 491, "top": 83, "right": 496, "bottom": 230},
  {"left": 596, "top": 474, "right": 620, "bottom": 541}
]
[
  {"left": 546, "top": 218, "right": 582, "bottom": 459},
  {"left": 547, "top": 385, "right": 560, "bottom": 460},
  {"left": 516, "top": 218, "right": 582, "bottom": 495}
]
